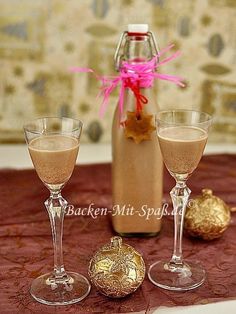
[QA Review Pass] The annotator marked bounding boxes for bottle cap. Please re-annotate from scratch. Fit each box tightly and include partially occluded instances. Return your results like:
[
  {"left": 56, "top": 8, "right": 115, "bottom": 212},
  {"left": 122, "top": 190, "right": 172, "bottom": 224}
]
[{"left": 127, "top": 24, "right": 149, "bottom": 34}]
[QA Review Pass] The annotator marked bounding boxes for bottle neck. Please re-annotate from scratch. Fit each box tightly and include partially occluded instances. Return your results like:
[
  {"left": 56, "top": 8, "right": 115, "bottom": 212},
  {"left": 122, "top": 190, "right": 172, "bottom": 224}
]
[
  {"left": 116, "top": 32, "right": 158, "bottom": 121},
  {"left": 123, "top": 33, "right": 153, "bottom": 63}
]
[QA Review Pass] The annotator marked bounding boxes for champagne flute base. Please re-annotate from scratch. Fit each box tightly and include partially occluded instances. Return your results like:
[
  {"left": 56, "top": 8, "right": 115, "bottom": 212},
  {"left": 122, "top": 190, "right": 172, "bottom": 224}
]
[
  {"left": 30, "top": 271, "right": 91, "bottom": 305},
  {"left": 148, "top": 260, "right": 205, "bottom": 291}
]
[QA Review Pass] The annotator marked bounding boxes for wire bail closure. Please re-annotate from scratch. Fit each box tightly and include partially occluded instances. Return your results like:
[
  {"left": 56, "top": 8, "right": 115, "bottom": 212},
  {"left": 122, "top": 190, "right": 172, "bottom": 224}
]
[{"left": 114, "top": 31, "right": 160, "bottom": 71}]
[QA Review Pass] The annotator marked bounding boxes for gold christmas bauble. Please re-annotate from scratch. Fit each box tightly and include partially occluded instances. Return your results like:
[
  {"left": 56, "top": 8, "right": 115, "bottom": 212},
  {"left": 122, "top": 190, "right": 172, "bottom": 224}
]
[
  {"left": 88, "top": 236, "right": 145, "bottom": 298},
  {"left": 184, "top": 189, "right": 231, "bottom": 240}
]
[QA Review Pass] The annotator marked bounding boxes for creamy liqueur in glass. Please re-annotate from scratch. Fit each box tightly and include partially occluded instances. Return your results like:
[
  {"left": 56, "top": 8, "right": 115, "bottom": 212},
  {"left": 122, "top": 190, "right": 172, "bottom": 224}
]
[
  {"left": 29, "top": 135, "right": 79, "bottom": 185},
  {"left": 158, "top": 126, "right": 207, "bottom": 175}
]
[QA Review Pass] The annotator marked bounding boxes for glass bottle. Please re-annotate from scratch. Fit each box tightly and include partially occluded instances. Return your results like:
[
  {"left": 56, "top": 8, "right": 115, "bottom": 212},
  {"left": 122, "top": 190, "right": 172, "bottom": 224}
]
[{"left": 112, "top": 24, "right": 163, "bottom": 237}]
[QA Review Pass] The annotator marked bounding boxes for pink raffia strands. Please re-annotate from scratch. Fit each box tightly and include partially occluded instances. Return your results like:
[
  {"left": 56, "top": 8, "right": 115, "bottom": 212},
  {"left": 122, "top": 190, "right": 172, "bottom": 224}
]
[{"left": 69, "top": 44, "right": 185, "bottom": 118}]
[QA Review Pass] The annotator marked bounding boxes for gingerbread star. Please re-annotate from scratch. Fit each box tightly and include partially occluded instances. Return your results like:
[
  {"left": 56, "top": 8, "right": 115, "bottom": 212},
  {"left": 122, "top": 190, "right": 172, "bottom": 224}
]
[{"left": 124, "top": 111, "right": 156, "bottom": 144}]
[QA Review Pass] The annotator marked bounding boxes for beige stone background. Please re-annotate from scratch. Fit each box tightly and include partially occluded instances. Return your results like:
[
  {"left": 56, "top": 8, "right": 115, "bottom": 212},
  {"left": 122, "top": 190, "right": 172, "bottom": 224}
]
[{"left": 0, "top": 0, "right": 235, "bottom": 143}]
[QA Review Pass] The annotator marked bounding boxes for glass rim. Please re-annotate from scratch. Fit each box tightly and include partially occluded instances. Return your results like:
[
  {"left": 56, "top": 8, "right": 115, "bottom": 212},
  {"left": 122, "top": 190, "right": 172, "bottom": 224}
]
[
  {"left": 23, "top": 116, "right": 83, "bottom": 135},
  {"left": 156, "top": 109, "right": 212, "bottom": 125}
]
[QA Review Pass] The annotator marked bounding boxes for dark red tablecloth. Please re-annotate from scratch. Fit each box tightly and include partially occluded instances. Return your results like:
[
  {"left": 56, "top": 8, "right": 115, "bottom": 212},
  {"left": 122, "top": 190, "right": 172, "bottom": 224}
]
[{"left": 1, "top": 155, "right": 236, "bottom": 313}]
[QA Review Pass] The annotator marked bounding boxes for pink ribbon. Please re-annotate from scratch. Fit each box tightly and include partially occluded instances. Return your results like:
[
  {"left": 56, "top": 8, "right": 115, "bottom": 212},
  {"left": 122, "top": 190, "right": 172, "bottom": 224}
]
[{"left": 69, "top": 44, "right": 185, "bottom": 118}]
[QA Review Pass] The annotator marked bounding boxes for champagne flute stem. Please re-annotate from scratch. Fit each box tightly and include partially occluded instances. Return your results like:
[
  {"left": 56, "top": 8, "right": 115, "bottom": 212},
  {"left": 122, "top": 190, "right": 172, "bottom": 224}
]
[
  {"left": 170, "top": 181, "right": 191, "bottom": 265},
  {"left": 45, "top": 191, "right": 68, "bottom": 278}
]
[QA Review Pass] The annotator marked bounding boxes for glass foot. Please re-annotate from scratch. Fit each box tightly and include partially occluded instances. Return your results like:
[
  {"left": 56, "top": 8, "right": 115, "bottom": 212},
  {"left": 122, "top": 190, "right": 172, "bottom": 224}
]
[
  {"left": 30, "top": 271, "right": 91, "bottom": 305},
  {"left": 148, "top": 260, "right": 205, "bottom": 291}
]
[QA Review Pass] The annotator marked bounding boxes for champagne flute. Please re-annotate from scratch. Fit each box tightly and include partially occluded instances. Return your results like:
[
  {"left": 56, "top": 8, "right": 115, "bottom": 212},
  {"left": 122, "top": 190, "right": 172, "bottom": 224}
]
[
  {"left": 24, "top": 117, "right": 91, "bottom": 305},
  {"left": 148, "top": 110, "right": 212, "bottom": 291}
]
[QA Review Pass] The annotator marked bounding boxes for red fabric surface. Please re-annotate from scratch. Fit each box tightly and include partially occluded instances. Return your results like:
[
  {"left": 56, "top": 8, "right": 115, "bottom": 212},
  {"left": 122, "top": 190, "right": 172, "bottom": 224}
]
[{"left": 1, "top": 154, "right": 236, "bottom": 313}]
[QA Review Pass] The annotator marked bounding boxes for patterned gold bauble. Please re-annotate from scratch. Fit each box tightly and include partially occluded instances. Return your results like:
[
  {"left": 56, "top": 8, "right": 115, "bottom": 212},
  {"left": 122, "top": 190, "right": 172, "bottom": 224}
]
[
  {"left": 88, "top": 236, "right": 145, "bottom": 298},
  {"left": 184, "top": 189, "right": 231, "bottom": 240}
]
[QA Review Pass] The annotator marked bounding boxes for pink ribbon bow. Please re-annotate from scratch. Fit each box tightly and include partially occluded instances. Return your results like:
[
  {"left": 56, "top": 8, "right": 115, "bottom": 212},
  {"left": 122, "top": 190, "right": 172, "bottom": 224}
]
[{"left": 69, "top": 44, "right": 185, "bottom": 118}]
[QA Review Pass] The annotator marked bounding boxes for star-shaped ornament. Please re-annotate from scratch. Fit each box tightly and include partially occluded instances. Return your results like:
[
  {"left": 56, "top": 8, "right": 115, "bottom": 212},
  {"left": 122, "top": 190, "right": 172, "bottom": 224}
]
[{"left": 123, "top": 111, "right": 156, "bottom": 144}]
